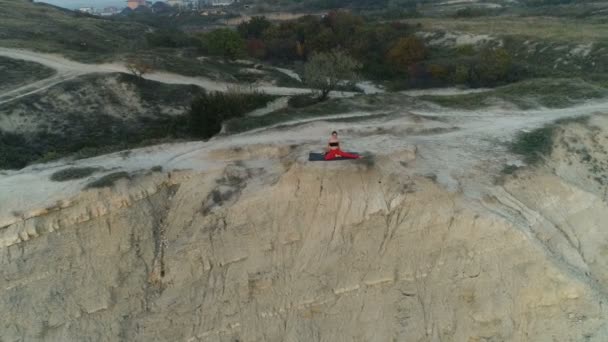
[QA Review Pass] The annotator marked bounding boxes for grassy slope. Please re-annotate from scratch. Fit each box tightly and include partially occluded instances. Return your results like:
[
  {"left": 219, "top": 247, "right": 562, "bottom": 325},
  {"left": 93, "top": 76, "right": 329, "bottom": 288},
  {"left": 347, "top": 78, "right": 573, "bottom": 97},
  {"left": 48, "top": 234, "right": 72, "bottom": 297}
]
[
  {"left": 411, "top": 16, "right": 608, "bottom": 76},
  {"left": 0, "top": 73, "right": 204, "bottom": 169},
  {"left": 509, "top": 116, "right": 592, "bottom": 165},
  {"left": 406, "top": 16, "right": 608, "bottom": 42},
  {"left": 404, "top": 10, "right": 608, "bottom": 103},
  {"left": 224, "top": 99, "right": 354, "bottom": 133},
  {"left": 223, "top": 94, "right": 399, "bottom": 134},
  {"left": 0, "top": 1, "right": 304, "bottom": 83},
  {"left": 421, "top": 78, "right": 608, "bottom": 110},
  {"left": 0, "top": 0, "right": 147, "bottom": 62},
  {"left": 0, "top": 56, "right": 56, "bottom": 93}
]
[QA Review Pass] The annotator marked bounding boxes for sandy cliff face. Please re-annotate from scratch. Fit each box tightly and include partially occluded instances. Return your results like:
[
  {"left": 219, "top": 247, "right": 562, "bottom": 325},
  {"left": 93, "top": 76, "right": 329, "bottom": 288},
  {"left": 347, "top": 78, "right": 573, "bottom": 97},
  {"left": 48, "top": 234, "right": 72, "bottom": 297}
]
[{"left": 1, "top": 119, "right": 608, "bottom": 342}]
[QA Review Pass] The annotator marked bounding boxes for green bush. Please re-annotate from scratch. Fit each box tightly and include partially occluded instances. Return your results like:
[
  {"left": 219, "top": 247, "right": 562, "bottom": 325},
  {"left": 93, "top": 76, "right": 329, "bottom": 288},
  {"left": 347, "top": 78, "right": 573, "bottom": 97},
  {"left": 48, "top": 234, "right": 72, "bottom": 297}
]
[
  {"left": 237, "top": 16, "right": 272, "bottom": 39},
  {"left": 189, "top": 91, "right": 275, "bottom": 138},
  {"left": 201, "top": 28, "right": 246, "bottom": 60},
  {"left": 510, "top": 126, "right": 555, "bottom": 165},
  {"left": 288, "top": 94, "right": 320, "bottom": 108},
  {"left": 0, "top": 131, "right": 42, "bottom": 170},
  {"left": 0, "top": 74, "right": 201, "bottom": 170},
  {"left": 145, "top": 29, "right": 197, "bottom": 48},
  {"left": 85, "top": 172, "right": 131, "bottom": 189},
  {"left": 50, "top": 167, "right": 101, "bottom": 182},
  {"left": 453, "top": 7, "right": 502, "bottom": 18}
]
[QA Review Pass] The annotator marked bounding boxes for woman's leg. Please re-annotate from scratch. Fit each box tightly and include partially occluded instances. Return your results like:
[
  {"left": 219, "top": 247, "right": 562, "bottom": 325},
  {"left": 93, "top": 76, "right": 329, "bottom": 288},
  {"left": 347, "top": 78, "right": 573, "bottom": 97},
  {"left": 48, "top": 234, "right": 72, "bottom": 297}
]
[
  {"left": 325, "top": 149, "right": 338, "bottom": 160},
  {"left": 336, "top": 149, "right": 360, "bottom": 159}
]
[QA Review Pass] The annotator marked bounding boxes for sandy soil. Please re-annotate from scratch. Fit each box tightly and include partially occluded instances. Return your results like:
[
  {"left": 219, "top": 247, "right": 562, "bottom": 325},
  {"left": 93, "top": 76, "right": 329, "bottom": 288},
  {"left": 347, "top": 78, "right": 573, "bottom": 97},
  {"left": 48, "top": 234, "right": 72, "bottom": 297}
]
[{"left": 1, "top": 91, "right": 606, "bottom": 228}]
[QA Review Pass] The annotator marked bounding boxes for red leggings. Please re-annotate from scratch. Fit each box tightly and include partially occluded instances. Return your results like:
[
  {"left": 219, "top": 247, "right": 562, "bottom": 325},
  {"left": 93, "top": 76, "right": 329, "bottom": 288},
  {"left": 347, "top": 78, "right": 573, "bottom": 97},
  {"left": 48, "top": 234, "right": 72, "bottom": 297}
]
[{"left": 325, "top": 149, "right": 359, "bottom": 160}]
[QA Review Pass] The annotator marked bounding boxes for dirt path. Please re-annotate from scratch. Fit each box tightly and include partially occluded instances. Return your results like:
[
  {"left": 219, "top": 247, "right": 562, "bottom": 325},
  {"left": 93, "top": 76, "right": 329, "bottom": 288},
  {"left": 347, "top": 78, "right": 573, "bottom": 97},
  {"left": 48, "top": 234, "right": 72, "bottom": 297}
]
[
  {"left": 0, "top": 48, "right": 354, "bottom": 104},
  {"left": 1, "top": 48, "right": 607, "bottom": 229},
  {"left": 2, "top": 92, "right": 606, "bottom": 228}
]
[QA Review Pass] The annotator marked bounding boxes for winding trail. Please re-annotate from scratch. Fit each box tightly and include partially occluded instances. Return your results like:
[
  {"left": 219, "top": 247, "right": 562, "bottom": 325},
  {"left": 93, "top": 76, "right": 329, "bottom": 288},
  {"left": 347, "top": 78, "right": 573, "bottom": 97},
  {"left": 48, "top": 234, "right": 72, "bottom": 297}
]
[{"left": 0, "top": 47, "right": 354, "bottom": 104}]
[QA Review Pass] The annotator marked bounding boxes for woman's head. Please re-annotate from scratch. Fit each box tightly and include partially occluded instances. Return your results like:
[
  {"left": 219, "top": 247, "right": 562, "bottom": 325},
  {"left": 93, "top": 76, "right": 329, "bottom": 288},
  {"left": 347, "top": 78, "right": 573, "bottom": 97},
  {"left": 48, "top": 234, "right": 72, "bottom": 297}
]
[{"left": 331, "top": 131, "right": 338, "bottom": 137}]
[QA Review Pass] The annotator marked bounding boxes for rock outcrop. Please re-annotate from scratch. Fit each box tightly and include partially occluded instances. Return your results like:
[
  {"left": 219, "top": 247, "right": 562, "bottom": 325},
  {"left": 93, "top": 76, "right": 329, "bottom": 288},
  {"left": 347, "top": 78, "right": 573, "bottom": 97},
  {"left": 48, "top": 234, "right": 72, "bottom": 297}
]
[{"left": 1, "top": 118, "right": 608, "bottom": 342}]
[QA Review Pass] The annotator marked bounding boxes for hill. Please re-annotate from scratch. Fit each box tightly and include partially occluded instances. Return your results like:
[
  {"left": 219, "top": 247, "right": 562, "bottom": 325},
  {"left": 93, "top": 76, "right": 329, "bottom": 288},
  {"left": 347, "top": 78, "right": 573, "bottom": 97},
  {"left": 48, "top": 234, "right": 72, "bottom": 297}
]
[
  {"left": 0, "top": 0, "right": 147, "bottom": 62},
  {"left": 0, "top": 56, "right": 56, "bottom": 93},
  {"left": 1, "top": 105, "right": 607, "bottom": 341}
]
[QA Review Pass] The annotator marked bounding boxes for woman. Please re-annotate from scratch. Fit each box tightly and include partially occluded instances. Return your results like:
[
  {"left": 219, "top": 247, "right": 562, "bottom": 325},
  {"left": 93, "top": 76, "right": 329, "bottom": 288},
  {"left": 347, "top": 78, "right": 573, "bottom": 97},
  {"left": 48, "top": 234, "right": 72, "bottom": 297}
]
[{"left": 325, "top": 131, "right": 361, "bottom": 160}]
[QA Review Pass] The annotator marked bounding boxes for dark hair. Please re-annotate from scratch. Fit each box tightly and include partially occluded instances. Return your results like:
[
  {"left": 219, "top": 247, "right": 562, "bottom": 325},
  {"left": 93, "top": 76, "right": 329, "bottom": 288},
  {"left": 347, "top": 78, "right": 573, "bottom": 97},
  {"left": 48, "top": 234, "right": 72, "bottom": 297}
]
[{"left": 331, "top": 131, "right": 338, "bottom": 135}]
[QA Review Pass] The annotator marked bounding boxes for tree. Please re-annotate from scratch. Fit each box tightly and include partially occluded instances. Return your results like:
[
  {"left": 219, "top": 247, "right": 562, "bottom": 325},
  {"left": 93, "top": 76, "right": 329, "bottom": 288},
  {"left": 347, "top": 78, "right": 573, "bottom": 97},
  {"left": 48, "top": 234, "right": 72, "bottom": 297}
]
[
  {"left": 303, "top": 50, "right": 361, "bottom": 101},
  {"left": 474, "top": 47, "right": 512, "bottom": 85},
  {"left": 145, "top": 29, "right": 195, "bottom": 48},
  {"left": 428, "top": 64, "right": 449, "bottom": 80},
  {"left": 305, "top": 27, "right": 336, "bottom": 55},
  {"left": 204, "top": 29, "right": 246, "bottom": 60},
  {"left": 237, "top": 16, "right": 272, "bottom": 39},
  {"left": 386, "top": 36, "right": 427, "bottom": 73},
  {"left": 189, "top": 91, "right": 274, "bottom": 138},
  {"left": 126, "top": 58, "right": 153, "bottom": 79},
  {"left": 452, "top": 64, "right": 471, "bottom": 84},
  {"left": 246, "top": 38, "right": 267, "bottom": 59},
  {"left": 325, "top": 10, "right": 364, "bottom": 46}
]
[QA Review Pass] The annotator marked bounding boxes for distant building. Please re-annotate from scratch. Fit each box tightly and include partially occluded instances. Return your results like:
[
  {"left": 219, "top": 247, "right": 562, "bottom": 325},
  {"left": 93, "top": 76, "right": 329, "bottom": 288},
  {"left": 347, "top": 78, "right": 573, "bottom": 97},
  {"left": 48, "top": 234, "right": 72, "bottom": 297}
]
[
  {"left": 207, "top": 0, "right": 236, "bottom": 6},
  {"left": 100, "top": 6, "right": 120, "bottom": 16},
  {"left": 127, "top": 0, "right": 147, "bottom": 9},
  {"left": 168, "top": 0, "right": 198, "bottom": 8},
  {"left": 168, "top": 0, "right": 236, "bottom": 9}
]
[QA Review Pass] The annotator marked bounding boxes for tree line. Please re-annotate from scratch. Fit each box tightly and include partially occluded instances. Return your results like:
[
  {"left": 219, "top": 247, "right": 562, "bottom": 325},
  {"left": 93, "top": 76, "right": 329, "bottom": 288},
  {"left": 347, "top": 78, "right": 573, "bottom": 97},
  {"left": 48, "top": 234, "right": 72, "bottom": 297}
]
[
  {"left": 193, "top": 11, "right": 520, "bottom": 89},
  {"left": 141, "top": 10, "right": 523, "bottom": 90}
]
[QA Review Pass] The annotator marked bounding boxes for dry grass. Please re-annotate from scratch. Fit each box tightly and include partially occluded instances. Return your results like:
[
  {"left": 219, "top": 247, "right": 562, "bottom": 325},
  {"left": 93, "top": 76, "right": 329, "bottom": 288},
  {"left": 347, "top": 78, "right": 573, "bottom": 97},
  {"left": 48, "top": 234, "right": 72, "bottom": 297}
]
[{"left": 405, "top": 17, "right": 608, "bottom": 42}]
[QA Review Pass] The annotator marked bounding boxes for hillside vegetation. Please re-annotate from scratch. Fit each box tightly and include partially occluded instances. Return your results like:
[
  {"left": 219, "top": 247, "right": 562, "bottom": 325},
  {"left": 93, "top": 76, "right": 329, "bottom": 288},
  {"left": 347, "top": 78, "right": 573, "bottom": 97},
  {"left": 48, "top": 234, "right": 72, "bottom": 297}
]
[
  {"left": 0, "top": 73, "right": 202, "bottom": 169},
  {"left": 422, "top": 78, "right": 608, "bottom": 110},
  {"left": 0, "top": 72, "right": 278, "bottom": 169},
  {"left": 0, "top": 56, "right": 56, "bottom": 93},
  {"left": 0, "top": 0, "right": 147, "bottom": 62}
]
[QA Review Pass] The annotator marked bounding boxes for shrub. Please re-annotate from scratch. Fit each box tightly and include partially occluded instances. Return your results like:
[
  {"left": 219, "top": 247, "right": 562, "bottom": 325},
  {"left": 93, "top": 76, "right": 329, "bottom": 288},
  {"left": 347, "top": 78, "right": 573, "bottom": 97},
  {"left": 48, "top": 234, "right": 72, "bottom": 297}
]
[
  {"left": 386, "top": 36, "right": 427, "bottom": 73},
  {"left": 50, "top": 167, "right": 101, "bottom": 182},
  {"left": 145, "top": 29, "right": 196, "bottom": 48},
  {"left": 510, "top": 126, "right": 555, "bottom": 165},
  {"left": 85, "top": 172, "right": 131, "bottom": 189},
  {"left": 453, "top": 7, "right": 495, "bottom": 18},
  {"left": 429, "top": 64, "right": 449, "bottom": 81},
  {"left": 202, "top": 28, "right": 246, "bottom": 60},
  {"left": 455, "top": 44, "right": 476, "bottom": 56},
  {"left": 452, "top": 65, "right": 471, "bottom": 85},
  {"left": 188, "top": 91, "right": 275, "bottom": 138},
  {"left": 473, "top": 48, "right": 513, "bottom": 86},
  {"left": 237, "top": 16, "right": 272, "bottom": 39},
  {"left": 0, "top": 131, "right": 40, "bottom": 170},
  {"left": 501, "top": 164, "right": 520, "bottom": 175},
  {"left": 126, "top": 58, "right": 153, "bottom": 79},
  {"left": 246, "top": 38, "right": 267, "bottom": 59},
  {"left": 288, "top": 94, "right": 320, "bottom": 108}
]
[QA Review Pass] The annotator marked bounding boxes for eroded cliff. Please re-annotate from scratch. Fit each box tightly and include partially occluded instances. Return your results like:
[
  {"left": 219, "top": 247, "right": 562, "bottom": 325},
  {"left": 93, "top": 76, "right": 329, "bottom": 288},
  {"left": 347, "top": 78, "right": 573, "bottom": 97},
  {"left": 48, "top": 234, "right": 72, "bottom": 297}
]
[{"left": 1, "top": 116, "right": 608, "bottom": 342}]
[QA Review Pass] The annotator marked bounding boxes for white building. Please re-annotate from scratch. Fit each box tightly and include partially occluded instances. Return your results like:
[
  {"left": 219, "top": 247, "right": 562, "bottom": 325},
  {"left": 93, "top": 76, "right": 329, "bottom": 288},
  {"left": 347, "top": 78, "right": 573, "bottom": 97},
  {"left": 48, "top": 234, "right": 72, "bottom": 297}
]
[
  {"left": 207, "top": 0, "right": 236, "bottom": 6},
  {"left": 168, "top": 0, "right": 196, "bottom": 8},
  {"left": 167, "top": 0, "right": 236, "bottom": 9}
]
